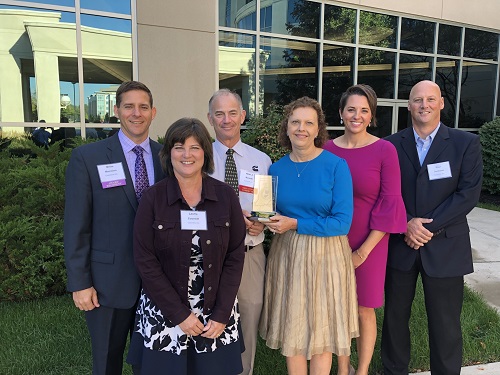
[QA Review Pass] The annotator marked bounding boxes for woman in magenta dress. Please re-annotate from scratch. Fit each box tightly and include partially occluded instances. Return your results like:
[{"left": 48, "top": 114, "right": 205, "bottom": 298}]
[{"left": 324, "top": 84, "right": 406, "bottom": 375}]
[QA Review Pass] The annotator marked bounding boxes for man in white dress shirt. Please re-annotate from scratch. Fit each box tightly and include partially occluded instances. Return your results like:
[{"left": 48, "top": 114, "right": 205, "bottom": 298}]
[{"left": 208, "top": 89, "right": 272, "bottom": 375}]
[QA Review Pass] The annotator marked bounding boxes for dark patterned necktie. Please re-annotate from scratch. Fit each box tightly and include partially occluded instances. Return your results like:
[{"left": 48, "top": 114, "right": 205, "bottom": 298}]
[
  {"left": 132, "top": 145, "right": 149, "bottom": 200},
  {"left": 224, "top": 148, "right": 239, "bottom": 196}
]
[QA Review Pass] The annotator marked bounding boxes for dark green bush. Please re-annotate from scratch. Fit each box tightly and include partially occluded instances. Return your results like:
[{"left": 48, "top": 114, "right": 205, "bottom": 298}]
[
  {"left": 479, "top": 117, "right": 500, "bottom": 195},
  {"left": 242, "top": 102, "right": 287, "bottom": 163},
  {"left": 0, "top": 137, "right": 89, "bottom": 301}
]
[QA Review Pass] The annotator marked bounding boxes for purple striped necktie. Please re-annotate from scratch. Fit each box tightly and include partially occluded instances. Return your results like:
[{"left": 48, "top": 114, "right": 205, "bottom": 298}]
[{"left": 132, "top": 145, "right": 149, "bottom": 200}]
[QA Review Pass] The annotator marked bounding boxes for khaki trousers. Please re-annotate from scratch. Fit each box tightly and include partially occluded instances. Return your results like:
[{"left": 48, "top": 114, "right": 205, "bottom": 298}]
[{"left": 238, "top": 243, "right": 266, "bottom": 375}]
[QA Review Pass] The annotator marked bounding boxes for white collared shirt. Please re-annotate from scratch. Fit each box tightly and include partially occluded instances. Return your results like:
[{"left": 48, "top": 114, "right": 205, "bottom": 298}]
[
  {"left": 211, "top": 139, "right": 272, "bottom": 246},
  {"left": 413, "top": 123, "right": 440, "bottom": 166}
]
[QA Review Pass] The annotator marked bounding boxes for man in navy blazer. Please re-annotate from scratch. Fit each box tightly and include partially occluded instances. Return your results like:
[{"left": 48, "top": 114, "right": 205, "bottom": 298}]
[
  {"left": 64, "top": 81, "right": 165, "bottom": 375},
  {"left": 381, "top": 80, "right": 483, "bottom": 375}
]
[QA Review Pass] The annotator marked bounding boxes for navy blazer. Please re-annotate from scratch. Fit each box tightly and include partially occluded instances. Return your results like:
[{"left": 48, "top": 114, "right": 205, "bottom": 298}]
[
  {"left": 64, "top": 134, "right": 165, "bottom": 309},
  {"left": 386, "top": 124, "right": 483, "bottom": 278}
]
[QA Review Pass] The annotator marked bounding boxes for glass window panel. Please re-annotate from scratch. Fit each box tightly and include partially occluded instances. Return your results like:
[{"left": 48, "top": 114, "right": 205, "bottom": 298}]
[
  {"left": 437, "top": 24, "right": 461, "bottom": 56},
  {"left": 81, "top": 14, "right": 131, "bottom": 33},
  {"left": 0, "top": 6, "right": 77, "bottom": 127},
  {"left": 398, "top": 105, "right": 412, "bottom": 132},
  {"left": 260, "top": 36, "right": 318, "bottom": 110},
  {"left": 370, "top": 105, "right": 392, "bottom": 138},
  {"left": 10, "top": 0, "right": 74, "bottom": 6},
  {"left": 464, "top": 28, "right": 498, "bottom": 61},
  {"left": 324, "top": 5, "right": 355, "bottom": 43},
  {"left": 0, "top": 3, "right": 74, "bottom": 14},
  {"left": 459, "top": 61, "right": 497, "bottom": 128},
  {"left": 53, "top": 76, "right": 80, "bottom": 143},
  {"left": 322, "top": 45, "right": 354, "bottom": 127},
  {"left": 218, "top": 31, "right": 257, "bottom": 117},
  {"left": 400, "top": 18, "right": 435, "bottom": 53},
  {"left": 260, "top": 5, "right": 272, "bottom": 32},
  {"left": 59, "top": 58, "right": 81, "bottom": 124},
  {"left": 261, "top": 0, "right": 320, "bottom": 38},
  {"left": 398, "top": 53, "right": 432, "bottom": 99},
  {"left": 327, "top": 129, "right": 344, "bottom": 139},
  {"left": 359, "top": 11, "right": 397, "bottom": 49},
  {"left": 358, "top": 48, "right": 396, "bottom": 99},
  {"left": 80, "top": 15, "right": 132, "bottom": 126},
  {"left": 81, "top": 0, "right": 131, "bottom": 15},
  {"left": 219, "top": 0, "right": 256, "bottom": 31},
  {"left": 435, "top": 58, "right": 459, "bottom": 127}
]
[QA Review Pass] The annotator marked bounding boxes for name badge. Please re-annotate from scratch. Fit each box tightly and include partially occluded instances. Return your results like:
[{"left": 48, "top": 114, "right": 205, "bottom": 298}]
[
  {"left": 97, "top": 162, "right": 126, "bottom": 188},
  {"left": 239, "top": 169, "right": 255, "bottom": 194},
  {"left": 181, "top": 210, "right": 208, "bottom": 230},
  {"left": 427, "top": 161, "right": 452, "bottom": 180}
]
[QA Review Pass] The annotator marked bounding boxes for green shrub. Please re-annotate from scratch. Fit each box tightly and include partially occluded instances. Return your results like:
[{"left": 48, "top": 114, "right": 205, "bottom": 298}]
[
  {"left": 242, "top": 102, "right": 287, "bottom": 163},
  {"left": 0, "top": 137, "right": 89, "bottom": 301},
  {"left": 479, "top": 117, "right": 500, "bottom": 194}
]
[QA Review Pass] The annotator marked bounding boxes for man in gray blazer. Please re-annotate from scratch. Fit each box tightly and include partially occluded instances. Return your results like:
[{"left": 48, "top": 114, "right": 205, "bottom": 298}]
[
  {"left": 64, "top": 81, "right": 165, "bottom": 375},
  {"left": 381, "top": 80, "right": 483, "bottom": 375}
]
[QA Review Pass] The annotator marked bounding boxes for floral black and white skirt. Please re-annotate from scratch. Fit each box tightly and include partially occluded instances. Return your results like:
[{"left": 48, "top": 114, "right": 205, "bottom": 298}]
[{"left": 127, "top": 231, "right": 243, "bottom": 375}]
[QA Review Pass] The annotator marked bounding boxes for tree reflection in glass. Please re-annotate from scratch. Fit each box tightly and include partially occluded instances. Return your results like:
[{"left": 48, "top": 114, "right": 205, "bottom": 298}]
[
  {"left": 359, "top": 11, "right": 397, "bottom": 49},
  {"left": 464, "top": 28, "right": 498, "bottom": 61},
  {"left": 358, "top": 49, "right": 396, "bottom": 99},
  {"left": 438, "top": 24, "right": 461, "bottom": 57},
  {"left": 400, "top": 18, "right": 435, "bottom": 53}
]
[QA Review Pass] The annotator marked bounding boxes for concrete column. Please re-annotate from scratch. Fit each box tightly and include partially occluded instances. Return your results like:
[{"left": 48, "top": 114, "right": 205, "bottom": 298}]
[
  {"left": 0, "top": 53, "right": 24, "bottom": 122},
  {"left": 33, "top": 51, "right": 60, "bottom": 123}
]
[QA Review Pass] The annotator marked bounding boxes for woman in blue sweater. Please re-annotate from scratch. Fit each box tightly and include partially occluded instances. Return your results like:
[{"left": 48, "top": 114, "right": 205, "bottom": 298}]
[{"left": 259, "top": 97, "right": 359, "bottom": 375}]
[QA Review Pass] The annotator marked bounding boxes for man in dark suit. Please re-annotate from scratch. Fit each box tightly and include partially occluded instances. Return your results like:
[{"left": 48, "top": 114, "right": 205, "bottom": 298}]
[
  {"left": 64, "top": 81, "right": 165, "bottom": 375},
  {"left": 381, "top": 80, "right": 483, "bottom": 375}
]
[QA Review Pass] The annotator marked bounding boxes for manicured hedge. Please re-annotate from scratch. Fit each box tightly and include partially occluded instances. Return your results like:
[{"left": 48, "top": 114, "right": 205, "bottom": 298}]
[
  {"left": 479, "top": 117, "right": 500, "bottom": 195},
  {"left": 0, "top": 138, "right": 81, "bottom": 301}
]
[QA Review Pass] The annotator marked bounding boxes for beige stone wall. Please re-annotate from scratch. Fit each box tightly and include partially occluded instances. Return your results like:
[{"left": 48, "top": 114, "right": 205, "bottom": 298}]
[{"left": 136, "top": 0, "right": 218, "bottom": 140}]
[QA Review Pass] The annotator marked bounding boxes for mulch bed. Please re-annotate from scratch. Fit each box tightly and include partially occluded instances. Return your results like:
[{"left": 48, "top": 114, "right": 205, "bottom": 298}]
[{"left": 479, "top": 191, "right": 500, "bottom": 206}]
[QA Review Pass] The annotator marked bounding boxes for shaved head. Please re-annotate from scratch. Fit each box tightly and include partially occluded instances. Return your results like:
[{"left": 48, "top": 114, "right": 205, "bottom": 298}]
[
  {"left": 408, "top": 80, "right": 444, "bottom": 136},
  {"left": 409, "top": 80, "right": 442, "bottom": 100}
]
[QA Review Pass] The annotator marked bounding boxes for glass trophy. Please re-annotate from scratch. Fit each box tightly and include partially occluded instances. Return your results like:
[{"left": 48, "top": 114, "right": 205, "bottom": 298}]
[{"left": 249, "top": 175, "right": 278, "bottom": 222}]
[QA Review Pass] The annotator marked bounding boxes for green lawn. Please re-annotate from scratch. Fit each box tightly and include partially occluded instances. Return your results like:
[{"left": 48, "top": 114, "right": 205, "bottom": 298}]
[
  {"left": 477, "top": 202, "right": 500, "bottom": 212},
  {"left": 1, "top": 280, "right": 499, "bottom": 375}
]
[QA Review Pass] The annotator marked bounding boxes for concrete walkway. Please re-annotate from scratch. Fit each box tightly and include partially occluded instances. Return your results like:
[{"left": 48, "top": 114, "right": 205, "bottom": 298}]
[
  {"left": 465, "top": 207, "right": 500, "bottom": 312},
  {"left": 410, "top": 207, "right": 500, "bottom": 375}
]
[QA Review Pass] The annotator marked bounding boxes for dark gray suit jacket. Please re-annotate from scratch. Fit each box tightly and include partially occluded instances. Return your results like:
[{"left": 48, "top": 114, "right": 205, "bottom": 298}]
[
  {"left": 64, "top": 134, "right": 164, "bottom": 309},
  {"left": 386, "top": 124, "right": 483, "bottom": 278}
]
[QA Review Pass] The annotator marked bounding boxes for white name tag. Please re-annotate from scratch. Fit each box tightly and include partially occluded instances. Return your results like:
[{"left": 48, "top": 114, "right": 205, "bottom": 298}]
[
  {"left": 427, "top": 161, "right": 452, "bottom": 180},
  {"left": 97, "top": 162, "right": 126, "bottom": 188},
  {"left": 239, "top": 170, "right": 255, "bottom": 194},
  {"left": 181, "top": 210, "right": 208, "bottom": 230}
]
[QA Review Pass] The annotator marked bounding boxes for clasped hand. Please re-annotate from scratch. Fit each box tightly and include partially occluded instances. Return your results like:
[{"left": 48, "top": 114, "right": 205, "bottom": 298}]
[
  {"left": 404, "top": 217, "right": 434, "bottom": 250},
  {"left": 179, "top": 313, "right": 226, "bottom": 339}
]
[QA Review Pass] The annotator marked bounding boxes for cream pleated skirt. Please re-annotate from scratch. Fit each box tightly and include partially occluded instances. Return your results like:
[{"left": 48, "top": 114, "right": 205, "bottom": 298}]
[{"left": 259, "top": 230, "right": 359, "bottom": 359}]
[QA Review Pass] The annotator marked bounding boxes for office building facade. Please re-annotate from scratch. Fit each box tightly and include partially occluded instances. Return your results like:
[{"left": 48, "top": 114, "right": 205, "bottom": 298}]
[{"left": 0, "top": 0, "right": 498, "bottom": 139}]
